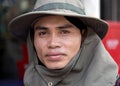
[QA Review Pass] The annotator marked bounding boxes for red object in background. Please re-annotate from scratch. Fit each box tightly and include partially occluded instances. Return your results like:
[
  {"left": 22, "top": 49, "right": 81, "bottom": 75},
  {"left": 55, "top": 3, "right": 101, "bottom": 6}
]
[
  {"left": 103, "top": 21, "right": 120, "bottom": 75},
  {"left": 17, "top": 44, "right": 28, "bottom": 79}
]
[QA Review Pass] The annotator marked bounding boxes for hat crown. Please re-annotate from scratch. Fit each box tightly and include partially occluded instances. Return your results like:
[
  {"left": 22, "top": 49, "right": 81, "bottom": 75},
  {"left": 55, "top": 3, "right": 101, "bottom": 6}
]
[{"left": 33, "top": 0, "right": 85, "bottom": 15}]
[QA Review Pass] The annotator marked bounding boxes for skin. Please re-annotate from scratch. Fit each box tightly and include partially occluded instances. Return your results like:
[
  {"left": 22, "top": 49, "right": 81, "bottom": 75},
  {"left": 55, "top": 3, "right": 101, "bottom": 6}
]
[{"left": 33, "top": 15, "right": 82, "bottom": 69}]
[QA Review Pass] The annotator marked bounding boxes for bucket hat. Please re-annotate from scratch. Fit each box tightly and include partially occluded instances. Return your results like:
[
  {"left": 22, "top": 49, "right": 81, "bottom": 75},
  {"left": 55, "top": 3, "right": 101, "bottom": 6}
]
[{"left": 8, "top": 0, "right": 108, "bottom": 42}]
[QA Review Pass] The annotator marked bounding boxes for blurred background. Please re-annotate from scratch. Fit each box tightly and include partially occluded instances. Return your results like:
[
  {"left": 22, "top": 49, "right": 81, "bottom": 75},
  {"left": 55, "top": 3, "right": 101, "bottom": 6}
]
[
  {"left": 0, "top": 0, "right": 35, "bottom": 86},
  {"left": 0, "top": 0, "right": 120, "bottom": 86}
]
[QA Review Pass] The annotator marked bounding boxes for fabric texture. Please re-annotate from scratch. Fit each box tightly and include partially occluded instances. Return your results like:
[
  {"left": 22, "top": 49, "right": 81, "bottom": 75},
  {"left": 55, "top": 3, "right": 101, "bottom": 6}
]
[{"left": 24, "top": 28, "right": 118, "bottom": 86}]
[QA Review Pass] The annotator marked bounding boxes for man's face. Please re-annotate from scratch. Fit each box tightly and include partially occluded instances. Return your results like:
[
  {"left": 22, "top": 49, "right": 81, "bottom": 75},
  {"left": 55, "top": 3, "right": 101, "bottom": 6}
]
[{"left": 33, "top": 15, "right": 82, "bottom": 69}]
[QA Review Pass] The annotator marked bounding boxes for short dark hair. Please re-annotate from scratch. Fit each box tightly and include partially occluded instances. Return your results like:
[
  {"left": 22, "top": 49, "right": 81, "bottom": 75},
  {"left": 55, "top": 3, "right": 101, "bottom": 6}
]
[
  {"left": 64, "top": 16, "right": 87, "bottom": 31},
  {"left": 65, "top": 16, "right": 87, "bottom": 41}
]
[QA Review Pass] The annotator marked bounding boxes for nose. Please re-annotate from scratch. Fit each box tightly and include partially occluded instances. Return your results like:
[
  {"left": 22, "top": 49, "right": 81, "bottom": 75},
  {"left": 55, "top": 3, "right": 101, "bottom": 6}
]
[{"left": 47, "top": 33, "right": 61, "bottom": 49}]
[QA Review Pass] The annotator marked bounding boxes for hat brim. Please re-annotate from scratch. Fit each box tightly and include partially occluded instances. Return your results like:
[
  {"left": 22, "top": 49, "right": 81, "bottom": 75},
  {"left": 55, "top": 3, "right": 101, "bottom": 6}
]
[{"left": 8, "top": 11, "right": 108, "bottom": 42}]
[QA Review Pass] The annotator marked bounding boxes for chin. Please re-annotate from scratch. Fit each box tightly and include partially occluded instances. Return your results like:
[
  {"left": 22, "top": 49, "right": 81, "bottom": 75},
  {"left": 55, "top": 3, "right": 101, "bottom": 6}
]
[{"left": 46, "top": 65, "right": 65, "bottom": 70}]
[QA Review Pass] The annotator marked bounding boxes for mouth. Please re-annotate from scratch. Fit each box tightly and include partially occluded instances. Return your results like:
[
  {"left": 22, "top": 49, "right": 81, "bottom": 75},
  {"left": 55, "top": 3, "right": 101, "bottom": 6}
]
[{"left": 45, "top": 53, "right": 66, "bottom": 61}]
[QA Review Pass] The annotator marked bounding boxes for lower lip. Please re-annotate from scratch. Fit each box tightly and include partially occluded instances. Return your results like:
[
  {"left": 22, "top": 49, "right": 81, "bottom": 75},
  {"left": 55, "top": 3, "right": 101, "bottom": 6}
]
[{"left": 46, "top": 55, "right": 64, "bottom": 61}]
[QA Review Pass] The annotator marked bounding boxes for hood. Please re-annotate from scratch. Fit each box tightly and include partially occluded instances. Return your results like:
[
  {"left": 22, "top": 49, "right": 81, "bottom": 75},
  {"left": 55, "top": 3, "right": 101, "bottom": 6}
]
[{"left": 24, "top": 28, "right": 118, "bottom": 86}]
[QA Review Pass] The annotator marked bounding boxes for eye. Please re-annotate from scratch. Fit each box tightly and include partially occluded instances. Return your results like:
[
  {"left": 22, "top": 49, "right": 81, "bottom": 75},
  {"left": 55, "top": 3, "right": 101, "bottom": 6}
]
[
  {"left": 38, "top": 31, "right": 47, "bottom": 37},
  {"left": 61, "top": 30, "right": 70, "bottom": 34}
]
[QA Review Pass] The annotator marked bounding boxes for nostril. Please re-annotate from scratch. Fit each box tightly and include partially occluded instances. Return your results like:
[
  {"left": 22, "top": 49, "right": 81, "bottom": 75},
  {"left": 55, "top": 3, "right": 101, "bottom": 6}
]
[{"left": 47, "top": 41, "right": 60, "bottom": 49}]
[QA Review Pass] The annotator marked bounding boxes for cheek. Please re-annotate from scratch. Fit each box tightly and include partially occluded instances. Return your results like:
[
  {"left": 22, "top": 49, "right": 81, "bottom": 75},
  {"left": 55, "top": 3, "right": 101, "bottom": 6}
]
[
  {"left": 65, "top": 36, "right": 82, "bottom": 56},
  {"left": 34, "top": 38, "right": 47, "bottom": 58}
]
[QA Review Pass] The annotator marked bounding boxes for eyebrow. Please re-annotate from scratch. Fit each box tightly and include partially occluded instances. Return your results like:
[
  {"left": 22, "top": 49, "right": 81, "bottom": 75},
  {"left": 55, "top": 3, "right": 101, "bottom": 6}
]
[
  {"left": 57, "top": 24, "right": 73, "bottom": 29},
  {"left": 34, "top": 24, "right": 73, "bottom": 31},
  {"left": 34, "top": 26, "right": 48, "bottom": 30}
]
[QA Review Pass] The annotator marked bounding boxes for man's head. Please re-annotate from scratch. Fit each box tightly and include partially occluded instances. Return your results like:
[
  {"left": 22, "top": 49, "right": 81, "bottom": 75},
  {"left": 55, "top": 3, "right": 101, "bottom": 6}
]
[
  {"left": 31, "top": 15, "right": 86, "bottom": 69},
  {"left": 8, "top": 0, "right": 108, "bottom": 69}
]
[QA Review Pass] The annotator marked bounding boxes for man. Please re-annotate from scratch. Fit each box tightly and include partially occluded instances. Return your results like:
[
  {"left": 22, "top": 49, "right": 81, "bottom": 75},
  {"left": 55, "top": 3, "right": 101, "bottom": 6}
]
[{"left": 9, "top": 0, "right": 118, "bottom": 86}]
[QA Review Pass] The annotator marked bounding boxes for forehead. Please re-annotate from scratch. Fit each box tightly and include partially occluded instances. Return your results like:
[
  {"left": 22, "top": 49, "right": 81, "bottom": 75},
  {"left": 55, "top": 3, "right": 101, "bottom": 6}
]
[
  {"left": 32, "top": 15, "right": 70, "bottom": 26},
  {"left": 32, "top": 15, "right": 82, "bottom": 34}
]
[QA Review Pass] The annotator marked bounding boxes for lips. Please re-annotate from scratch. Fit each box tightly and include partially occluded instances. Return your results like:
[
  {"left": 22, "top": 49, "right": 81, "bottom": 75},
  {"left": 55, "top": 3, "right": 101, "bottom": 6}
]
[{"left": 45, "top": 53, "right": 66, "bottom": 61}]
